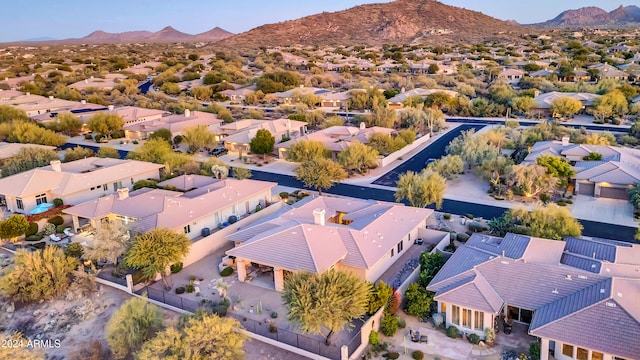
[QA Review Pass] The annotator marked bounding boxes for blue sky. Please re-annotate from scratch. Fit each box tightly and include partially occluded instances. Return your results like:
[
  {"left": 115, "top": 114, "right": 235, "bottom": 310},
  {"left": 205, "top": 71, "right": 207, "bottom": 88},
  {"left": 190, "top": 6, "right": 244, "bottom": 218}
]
[{"left": 1, "top": 1, "right": 637, "bottom": 42}]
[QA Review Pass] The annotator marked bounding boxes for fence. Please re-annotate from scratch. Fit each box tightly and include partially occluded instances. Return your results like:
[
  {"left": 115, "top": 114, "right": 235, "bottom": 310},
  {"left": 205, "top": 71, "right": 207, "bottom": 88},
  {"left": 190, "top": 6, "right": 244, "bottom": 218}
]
[
  {"left": 145, "top": 287, "right": 201, "bottom": 313},
  {"left": 229, "top": 313, "right": 353, "bottom": 360}
]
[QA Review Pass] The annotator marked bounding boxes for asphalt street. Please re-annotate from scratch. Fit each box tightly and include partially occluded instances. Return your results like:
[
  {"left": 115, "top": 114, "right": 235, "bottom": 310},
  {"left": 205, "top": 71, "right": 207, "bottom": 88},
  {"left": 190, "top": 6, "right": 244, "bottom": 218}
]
[
  {"left": 250, "top": 170, "right": 636, "bottom": 242},
  {"left": 372, "top": 124, "right": 485, "bottom": 186}
]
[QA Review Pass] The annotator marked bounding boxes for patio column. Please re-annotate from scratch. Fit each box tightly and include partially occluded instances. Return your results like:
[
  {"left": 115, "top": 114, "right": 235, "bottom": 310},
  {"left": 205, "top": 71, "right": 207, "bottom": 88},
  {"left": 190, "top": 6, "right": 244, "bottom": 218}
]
[
  {"left": 274, "top": 267, "right": 284, "bottom": 292},
  {"left": 72, "top": 215, "right": 80, "bottom": 232},
  {"left": 540, "top": 338, "right": 549, "bottom": 360},
  {"left": 237, "top": 259, "right": 247, "bottom": 282}
]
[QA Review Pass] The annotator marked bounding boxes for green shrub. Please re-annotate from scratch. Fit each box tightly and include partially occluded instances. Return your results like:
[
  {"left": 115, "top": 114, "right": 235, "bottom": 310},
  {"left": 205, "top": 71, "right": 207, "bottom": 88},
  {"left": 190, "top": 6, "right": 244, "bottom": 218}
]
[
  {"left": 220, "top": 267, "right": 234, "bottom": 277},
  {"left": 529, "top": 341, "right": 541, "bottom": 360},
  {"left": 170, "top": 262, "right": 183, "bottom": 274},
  {"left": 47, "top": 216, "right": 64, "bottom": 226},
  {"left": 269, "top": 324, "right": 277, "bottom": 333},
  {"left": 467, "top": 221, "right": 487, "bottom": 233},
  {"left": 175, "top": 287, "right": 185, "bottom": 294},
  {"left": 279, "top": 192, "right": 289, "bottom": 199},
  {"left": 412, "top": 350, "right": 424, "bottom": 360},
  {"left": 443, "top": 213, "right": 451, "bottom": 220},
  {"left": 25, "top": 234, "right": 43, "bottom": 242},
  {"left": 53, "top": 198, "right": 63, "bottom": 207},
  {"left": 468, "top": 333, "right": 480, "bottom": 344},
  {"left": 43, "top": 223, "right": 56, "bottom": 235},
  {"left": 380, "top": 314, "right": 398, "bottom": 336},
  {"left": 383, "top": 352, "right": 399, "bottom": 360},
  {"left": 25, "top": 222, "right": 39, "bottom": 236},
  {"left": 185, "top": 284, "right": 195, "bottom": 293},
  {"left": 465, "top": 213, "right": 474, "bottom": 219},
  {"left": 397, "top": 317, "right": 406, "bottom": 329},
  {"left": 368, "top": 330, "right": 380, "bottom": 345},
  {"left": 439, "top": 226, "right": 451, "bottom": 232},
  {"left": 64, "top": 243, "right": 84, "bottom": 258},
  {"left": 446, "top": 326, "right": 459, "bottom": 338},
  {"left": 457, "top": 233, "right": 470, "bottom": 242},
  {"left": 56, "top": 225, "right": 66, "bottom": 233}
]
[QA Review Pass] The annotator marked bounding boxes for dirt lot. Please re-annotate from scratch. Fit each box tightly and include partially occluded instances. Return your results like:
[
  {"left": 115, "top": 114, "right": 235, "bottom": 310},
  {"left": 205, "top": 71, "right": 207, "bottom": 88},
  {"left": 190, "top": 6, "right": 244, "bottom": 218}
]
[{"left": 0, "top": 251, "right": 309, "bottom": 360}]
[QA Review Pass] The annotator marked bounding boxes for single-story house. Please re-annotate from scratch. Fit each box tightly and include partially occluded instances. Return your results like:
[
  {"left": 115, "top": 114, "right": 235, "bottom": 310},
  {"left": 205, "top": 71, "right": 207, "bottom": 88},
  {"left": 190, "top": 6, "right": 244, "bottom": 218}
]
[
  {"left": 273, "top": 86, "right": 330, "bottom": 105},
  {"left": 0, "top": 157, "right": 164, "bottom": 215},
  {"left": 226, "top": 196, "right": 433, "bottom": 291},
  {"left": 525, "top": 139, "right": 640, "bottom": 199},
  {"left": 276, "top": 123, "right": 394, "bottom": 159},
  {"left": 427, "top": 233, "right": 640, "bottom": 360},
  {"left": 532, "top": 92, "right": 601, "bottom": 117},
  {"left": 68, "top": 74, "right": 128, "bottom": 91},
  {"left": 220, "top": 86, "right": 257, "bottom": 103},
  {"left": 63, "top": 175, "right": 276, "bottom": 238},
  {"left": 123, "top": 109, "right": 221, "bottom": 140},
  {"left": 318, "top": 91, "right": 351, "bottom": 109},
  {"left": 387, "top": 88, "right": 459, "bottom": 110},
  {"left": 0, "top": 142, "right": 57, "bottom": 167},
  {"left": 221, "top": 118, "right": 307, "bottom": 153},
  {"left": 496, "top": 69, "right": 525, "bottom": 84}
]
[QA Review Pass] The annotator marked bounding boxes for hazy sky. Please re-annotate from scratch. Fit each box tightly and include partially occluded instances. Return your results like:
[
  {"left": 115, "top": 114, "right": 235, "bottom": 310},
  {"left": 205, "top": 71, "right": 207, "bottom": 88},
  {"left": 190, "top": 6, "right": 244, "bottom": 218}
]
[{"left": 1, "top": 0, "right": 638, "bottom": 42}]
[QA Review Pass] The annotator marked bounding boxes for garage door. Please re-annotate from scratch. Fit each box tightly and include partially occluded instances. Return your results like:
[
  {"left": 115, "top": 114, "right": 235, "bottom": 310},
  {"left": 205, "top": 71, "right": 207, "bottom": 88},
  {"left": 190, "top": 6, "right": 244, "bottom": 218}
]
[
  {"left": 599, "top": 187, "right": 629, "bottom": 200},
  {"left": 577, "top": 182, "right": 595, "bottom": 196}
]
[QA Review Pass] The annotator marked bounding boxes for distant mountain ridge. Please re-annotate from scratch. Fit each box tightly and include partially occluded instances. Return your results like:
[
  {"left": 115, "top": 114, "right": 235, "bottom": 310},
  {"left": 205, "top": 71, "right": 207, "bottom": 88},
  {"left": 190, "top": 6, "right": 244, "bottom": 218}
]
[
  {"left": 220, "top": 0, "right": 531, "bottom": 48},
  {"left": 11, "top": 26, "right": 233, "bottom": 44},
  {"left": 532, "top": 5, "right": 640, "bottom": 28}
]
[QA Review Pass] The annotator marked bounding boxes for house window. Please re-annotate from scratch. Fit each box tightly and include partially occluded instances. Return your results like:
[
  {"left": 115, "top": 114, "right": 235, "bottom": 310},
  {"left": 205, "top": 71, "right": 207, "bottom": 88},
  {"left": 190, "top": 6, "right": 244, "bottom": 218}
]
[
  {"left": 397, "top": 241, "right": 403, "bottom": 253},
  {"left": 35, "top": 194, "right": 47, "bottom": 205},
  {"left": 184, "top": 225, "right": 191, "bottom": 234},
  {"left": 562, "top": 344, "right": 574, "bottom": 357},
  {"left": 113, "top": 182, "right": 122, "bottom": 191},
  {"left": 474, "top": 311, "right": 484, "bottom": 330},
  {"left": 462, "top": 309, "right": 472, "bottom": 328},
  {"left": 451, "top": 305, "right": 460, "bottom": 325},
  {"left": 391, "top": 248, "right": 394, "bottom": 257},
  {"left": 440, "top": 302, "right": 446, "bottom": 313},
  {"left": 16, "top": 198, "right": 23, "bottom": 210},
  {"left": 591, "top": 352, "right": 603, "bottom": 360},
  {"left": 576, "top": 348, "right": 588, "bottom": 360},
  {"left": 103, "top": 184, "right": 108, "bottom": 191}
]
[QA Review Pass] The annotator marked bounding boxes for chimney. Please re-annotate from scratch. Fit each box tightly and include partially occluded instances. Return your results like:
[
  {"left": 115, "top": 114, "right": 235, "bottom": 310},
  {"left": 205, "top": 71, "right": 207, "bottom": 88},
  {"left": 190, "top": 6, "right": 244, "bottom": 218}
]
[
  {"left": 359, "top": 122, "right": 366, "bottom": 130},
  {"left": 108, "top": 105, "right": 114, "bottom": 111},
  {"left": 49, "top": 95, "right": 54, "bottom": 100},
  {"left": 184, "top": 109, "right": 191, "bottom": 118},
  {"left": 117, "top": 188, "right": 130, "bottom": 200},
  {"left": 84, "top": 79, "right": 88, "bottom": 84},
  {"left": 287, "top": 118, "right": 291, "bottom": 130},
  {"left": 81, "top": 100, "right": 86, "bottom": 104},
  {"left": 50, "top": 160, "right": 61, "bottom": 172},
  {"left": 561, "top": 136, "right": 570, "bottom": 147},
  {"left": 313, "top": 208, "right": 326, "bottom": 226},
  {"left": 533, "top": 90, "right": 540, "bottom": 98},
  {"left": 300, "top": 85, "right": 304, "bottom": 88},
  {"left": 26, "top": 92, "right": 30, "bottom": 96}
]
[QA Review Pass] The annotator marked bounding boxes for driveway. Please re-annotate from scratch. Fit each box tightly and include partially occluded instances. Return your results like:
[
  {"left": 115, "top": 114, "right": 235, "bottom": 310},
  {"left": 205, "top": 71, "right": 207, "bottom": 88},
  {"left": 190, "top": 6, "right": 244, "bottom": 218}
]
[
  {"left": 572, "top": 195, "right": 637, "bottom": 228},
  {"left": 372, "top": 124, "right": 485, "bottom": 187}
]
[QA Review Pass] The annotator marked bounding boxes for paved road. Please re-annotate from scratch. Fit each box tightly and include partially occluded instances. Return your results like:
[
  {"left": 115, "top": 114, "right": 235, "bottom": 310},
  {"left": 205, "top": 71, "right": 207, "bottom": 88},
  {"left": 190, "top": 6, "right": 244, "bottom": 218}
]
[
  {"left": 446, "top": 118, "right": 630, "bottom": 133},
  {"left": 138, "top": 81, "right": 153, "bottom": 94},
  {"left": 372, "top": 124, "right": 485, "bottom": 187},
  {"left": 249, "top": 170, "right": 636, "bottom": 242}
]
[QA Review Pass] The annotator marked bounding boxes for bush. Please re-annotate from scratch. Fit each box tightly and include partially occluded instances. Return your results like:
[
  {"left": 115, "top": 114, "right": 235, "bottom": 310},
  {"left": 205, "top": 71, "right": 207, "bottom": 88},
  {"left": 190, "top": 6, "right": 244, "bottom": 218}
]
[
  {"left": 56, "top": 225, "right": 66, "bottom": 233},
  {"left": 446, "top": 326, "right": 459, "bottom": 338},
  {"left": 457, "top": 233, "right": 470, "bottom": 242},
  {"left": 43, "top": 223, "right": 56, "bottom": 235},
  {"left": 25, "top": 222, "right": 39, "bottom": 236},
  {"left": 279, "top": 192, "right": 289, "bottom": 199},
  {"left": 64, "top": 243, "right": 84, "bottom": 258},
  {"left": 47, "top": 216, "right": 64, "bottom": 226},
  {"left": 530, "top": 341, "right": 541, "bottom": 360},
  {"left": 369, "top": 330, "right": 380, "bottom": 345},
  {"left": 53, "top": 198, "right": 64, "bottom": 207},
  {"left": 380, "top": 314, "right": 398, "bottom": 336},
  {"left": 270, "top": 311, "right": 278, "bottom": 319},
  {"left": 383, "top": 352, "right": 399, "bottom": 360},
  {"left": 468, "top": 333, "right": 480, "bottom": 344},
  {"left": 467, "top": 221, "right": 487, "bottom": 233},
  {"left": 220, "top": 266, "right": 234, "bottom": 277},
  {"left": 84, "top": 134, "right": 93, "bottom": 140},
  {"left": 443, "top": 213, "right": 451, "bottom": 220},
  {"left": 465, "top": 213, "right": 474, "bottom": 219},
  {"left": 185, "top": 284, "right": 195, "bottom": 293},
  {"left": 175, "top": 287, "right": 186, "bottom": 294},
  {"left": 170, "top": 262, "right": 183, "bottom": 274},
  {"left": 269, "top": 324, "right": 278, "bottom": 333},
  {"left": 25, "top": 234, "right": 43, "bottom": 241},
  {"left": 412, "top": 350, "right": 424, "bottom": 360},
  {"left": 397, "top": 317, "right": 406, "bottom": 329}
]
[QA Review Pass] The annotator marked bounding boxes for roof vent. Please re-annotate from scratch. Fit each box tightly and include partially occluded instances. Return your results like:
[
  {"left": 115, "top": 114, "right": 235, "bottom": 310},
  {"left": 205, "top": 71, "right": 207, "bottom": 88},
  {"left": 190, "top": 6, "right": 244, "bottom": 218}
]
[
  {"left": 578, "top": 275, "right": 588, "bottom": 279},
  {"left": 605, "top": 302, "right": 617, "bottom": 308},
  {"left": 600, "top": 288, "right": 605, "bottom": 294},
  {"left": 500, "top": 261, "right": 509, "bottom": 265},
  {"left": 617, "top": 292, "right": 623, "bottom": 298},
  {"left": 552, "top": 288, "right": 559, "bottom": 294},
  {"left": 565, "top": 275, "right": 572, "bottom": 280}
]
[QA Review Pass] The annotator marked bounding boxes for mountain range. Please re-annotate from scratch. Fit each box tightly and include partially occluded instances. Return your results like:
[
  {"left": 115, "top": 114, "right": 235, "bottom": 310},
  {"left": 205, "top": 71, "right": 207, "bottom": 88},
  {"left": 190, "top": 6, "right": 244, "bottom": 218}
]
[
  {"left": 25, "top": 26, "right": 233, "bottom": 44},
  {"left": 531, "top": 5, "right": 640, "bottom": 28}
]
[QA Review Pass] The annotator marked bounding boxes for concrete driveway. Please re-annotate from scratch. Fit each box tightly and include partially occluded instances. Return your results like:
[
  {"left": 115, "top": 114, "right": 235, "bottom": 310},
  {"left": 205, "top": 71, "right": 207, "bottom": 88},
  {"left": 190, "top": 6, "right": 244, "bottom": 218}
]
[{"left": 572, "top": 195, "right": 637, "bottom": 228}]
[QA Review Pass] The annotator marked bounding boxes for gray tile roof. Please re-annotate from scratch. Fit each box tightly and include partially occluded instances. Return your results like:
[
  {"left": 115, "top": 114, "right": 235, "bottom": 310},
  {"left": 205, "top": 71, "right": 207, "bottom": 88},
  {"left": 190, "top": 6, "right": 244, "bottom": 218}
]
[
  {"left": 427, "top": 245, "right": 495, "bottom": 287},
  {"left": 435, "top": 273, "right": 503, "bottom": 314},
  {"left": 464, "top": 233, "right": 530, "bottom": 259},
  {"left": 560, "top": 253, "right": 602, "bottom": 274}
]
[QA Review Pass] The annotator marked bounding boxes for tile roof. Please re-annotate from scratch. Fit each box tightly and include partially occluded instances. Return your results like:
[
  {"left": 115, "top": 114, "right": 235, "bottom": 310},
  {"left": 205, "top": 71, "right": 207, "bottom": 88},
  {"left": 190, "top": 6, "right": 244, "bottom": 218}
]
[
  {"left": 388, "top": 88, "right": 458, "bottom": 103},
  {"left": 225, "top": 196, "right": 432, "bottom": 273},
  {"left": 0, "top": 142, "right": 57, "bottom": 160}
]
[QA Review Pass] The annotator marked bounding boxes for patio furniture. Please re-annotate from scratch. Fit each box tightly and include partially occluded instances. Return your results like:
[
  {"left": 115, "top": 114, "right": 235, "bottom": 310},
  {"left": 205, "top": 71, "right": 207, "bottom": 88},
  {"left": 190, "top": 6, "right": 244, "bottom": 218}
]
[
  {"left": 63, "top": 228, "right": 74, "bottom": 237},
  {"left": 503, "top": 318, "right": 513, "bottom": 335},
  {"left": 49, "top": 234, "right": 61, "bottom": 242},
  {"left": 410, "top": 330, "right": 420, "bottom": 342},
  {"left": 419, "top": 334, "right": 428, "bottom": 343}
]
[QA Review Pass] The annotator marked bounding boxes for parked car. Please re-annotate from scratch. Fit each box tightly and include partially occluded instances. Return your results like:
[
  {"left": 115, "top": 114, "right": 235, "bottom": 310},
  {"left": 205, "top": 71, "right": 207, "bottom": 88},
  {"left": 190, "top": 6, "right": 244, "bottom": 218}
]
[{"left": 209, "top": 147, "right": 228, "bottom": 157}]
